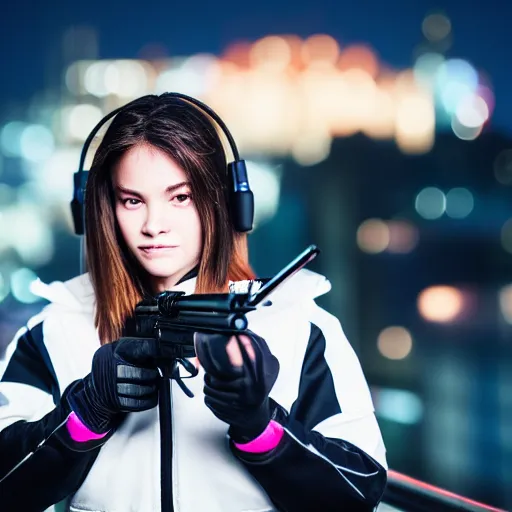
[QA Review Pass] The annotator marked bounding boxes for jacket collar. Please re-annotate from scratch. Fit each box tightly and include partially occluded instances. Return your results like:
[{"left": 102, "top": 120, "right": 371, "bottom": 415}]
[{"left": 33, "top": 266, "right": 330, "bottom": 314}]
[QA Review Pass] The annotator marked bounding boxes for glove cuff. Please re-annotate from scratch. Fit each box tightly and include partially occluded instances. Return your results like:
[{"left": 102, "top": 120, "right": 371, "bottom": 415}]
[
  {"left": 66, "top": 411, "right": 111, "bottom": 442},
  {"left": 66, "top": 377, "right": 117, "bottom": 434},
  {"left": 45, "top": 381, "right": 117, "bottom": 453},
  {"left": 232, "top": 420, "right": 284, "bottom": 453}
]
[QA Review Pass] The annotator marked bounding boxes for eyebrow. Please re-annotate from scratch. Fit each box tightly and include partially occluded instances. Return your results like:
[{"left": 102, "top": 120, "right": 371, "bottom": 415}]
[{"left": 115, "top": 181, "right": 190, "bottom": 197}]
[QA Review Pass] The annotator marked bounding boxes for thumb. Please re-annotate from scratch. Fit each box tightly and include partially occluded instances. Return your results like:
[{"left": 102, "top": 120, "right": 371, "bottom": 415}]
[{"left": 194, "top": 332, "right": 239, "bottom": 378}]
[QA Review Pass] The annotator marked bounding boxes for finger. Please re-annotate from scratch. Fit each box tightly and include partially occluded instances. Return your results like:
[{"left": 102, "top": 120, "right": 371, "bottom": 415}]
[
  {"left": 117, "top": 383, "right": 157, "bottom": 398},
  {"left": 194, "top": 333, "right": 213, "bottom": 370},
  {"left": 204, "top": 372, "right": 242, "bottom": 392},
  {"left": 194, "top": 333, "right": 217, "bottom": 374},
  {"left": 204, "top": 395, "right": 243, "bottom": 416},
  {"left": 194, "top": 332, "right": 239, "bottom": 378},
  {"left": 236, "top": 334, "right": 256, "bottom": 362},
  {"left": 116, "top": 365, "right": 159, "bottom": 383},
  {"left": 203, "top": 383, "right": 241, "bottom": 404},
  {"left": 226, "top": 336, "right": 243, "bottom": 367},
  {"left": 119, "top": 393, "right": 158, "bottom": 412}
]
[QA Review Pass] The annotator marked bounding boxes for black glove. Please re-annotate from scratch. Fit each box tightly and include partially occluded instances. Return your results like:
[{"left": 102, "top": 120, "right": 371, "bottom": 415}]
[
  {"left": 67, "top": 338, "right": 160, "bottom": 434},
  {"left": 194, "top": 331, "right": 280, "bottom": 443}
]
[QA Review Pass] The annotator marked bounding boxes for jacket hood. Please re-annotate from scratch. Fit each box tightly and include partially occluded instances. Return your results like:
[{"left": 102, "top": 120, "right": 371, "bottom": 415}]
[{"left": 31, "top": 274, "right": 96, "bottom": 313}]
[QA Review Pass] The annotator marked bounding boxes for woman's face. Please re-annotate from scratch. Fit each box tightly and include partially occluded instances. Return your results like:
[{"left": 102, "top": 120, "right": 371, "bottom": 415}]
[{"left": 112, "top": 144, "right": 203, "bottom": 292}]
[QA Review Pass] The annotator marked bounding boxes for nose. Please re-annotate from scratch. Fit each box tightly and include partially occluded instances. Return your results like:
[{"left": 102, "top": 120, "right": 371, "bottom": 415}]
[{"left": 142, "top": 203, "right": 170, "bottom": 237}]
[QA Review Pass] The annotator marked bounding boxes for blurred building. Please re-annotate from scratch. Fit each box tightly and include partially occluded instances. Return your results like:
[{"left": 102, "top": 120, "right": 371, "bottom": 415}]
[{"left": 0, "top": 19, "right": 510, "bottom": 510}]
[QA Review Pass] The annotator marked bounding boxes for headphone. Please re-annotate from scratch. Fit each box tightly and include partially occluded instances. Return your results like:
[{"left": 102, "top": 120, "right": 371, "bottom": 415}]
[{"left": 70, "top": 93, "right": 254, "bottom": 237}]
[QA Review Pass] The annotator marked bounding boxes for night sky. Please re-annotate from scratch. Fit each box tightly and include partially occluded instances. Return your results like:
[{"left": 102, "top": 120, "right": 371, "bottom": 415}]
[{"left": 1, "top": 0, "right": 511, "bottom": 133}]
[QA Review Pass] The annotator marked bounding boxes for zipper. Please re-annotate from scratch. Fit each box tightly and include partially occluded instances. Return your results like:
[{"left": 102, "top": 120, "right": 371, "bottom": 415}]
[{"left": 159, "top": 364, "right": 175, "bottom": 512}]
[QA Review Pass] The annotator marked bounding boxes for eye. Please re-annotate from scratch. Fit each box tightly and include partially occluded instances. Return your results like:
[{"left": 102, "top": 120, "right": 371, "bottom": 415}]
[
  {"left": 173, "top": 193, "right": 191, "bottom": 204},
  {"left": 121, "top": 198, "right": 142, "bottom": 208}
]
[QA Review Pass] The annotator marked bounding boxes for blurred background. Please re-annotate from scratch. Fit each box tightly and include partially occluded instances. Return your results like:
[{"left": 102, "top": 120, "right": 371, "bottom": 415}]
[{"left": 0, "top": 0, "right": 510, "bottom": 509}]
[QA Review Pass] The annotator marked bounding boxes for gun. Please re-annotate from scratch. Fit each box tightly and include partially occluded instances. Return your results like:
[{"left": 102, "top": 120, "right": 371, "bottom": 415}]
[{"left": 129, "top": 244, "right": 320, "bottom": 363}]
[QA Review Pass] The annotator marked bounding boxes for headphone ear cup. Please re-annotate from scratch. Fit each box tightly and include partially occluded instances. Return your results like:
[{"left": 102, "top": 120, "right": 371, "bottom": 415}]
[
  {"left": 71, "top": 170, "right": 87, "bottom": 235},
  {"left": 230, "top": 188, "right": 254, "bottom": 232},
  {"left": 70, "top": 197, "right": 84, "bottom": 235},
  {"left": 228, "top": 161, "right": 254, "bottom": 232}
]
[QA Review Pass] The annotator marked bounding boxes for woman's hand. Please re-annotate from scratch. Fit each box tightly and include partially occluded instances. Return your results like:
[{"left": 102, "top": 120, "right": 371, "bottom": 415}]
[
  {"left": 194, "top": 331, "right": 280, "bottom": 443},
  {"left": 66, "top": 338, "right": 160, "bottom": 434}
]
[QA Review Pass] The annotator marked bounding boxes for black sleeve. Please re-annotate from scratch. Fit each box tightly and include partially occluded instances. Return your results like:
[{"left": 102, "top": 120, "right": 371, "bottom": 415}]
[
  {"left": 230, "top": 323, "right": 387, "bottom": 512},
  {"left": 0, "top": 324, "right": 109, "bottom": 512},
  {"left": 1, "top": 323, "right": 60, "bottom": 403}
]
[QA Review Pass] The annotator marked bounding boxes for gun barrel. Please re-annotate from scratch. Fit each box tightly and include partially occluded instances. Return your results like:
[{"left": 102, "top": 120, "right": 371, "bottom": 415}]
[
  {"left": 158, "top": 292, "right": 251, "bottom": 315},
  {"left": 158, "top": 311, "right": 248, "bottom": 333},
  {"left": 247, "top": 244, "right": 320, "bottom": 306}
]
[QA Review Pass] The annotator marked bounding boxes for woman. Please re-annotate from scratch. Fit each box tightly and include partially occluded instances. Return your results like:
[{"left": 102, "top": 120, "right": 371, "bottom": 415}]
[{"left": 0, "top": 94, "right": 387, "bottom": 512}]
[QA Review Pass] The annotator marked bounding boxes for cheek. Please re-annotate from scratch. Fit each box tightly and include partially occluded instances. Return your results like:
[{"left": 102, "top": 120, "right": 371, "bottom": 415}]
[
  {"left": 115, "top": 207, "right": 136, "bottom": 244},
  {"left": 187, "top": 208, "right": 203, "bottom": 249}
]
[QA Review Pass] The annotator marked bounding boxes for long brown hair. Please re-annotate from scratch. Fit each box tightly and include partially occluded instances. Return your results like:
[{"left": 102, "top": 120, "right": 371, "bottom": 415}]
[{"left": 84, "top": 94, "right": 255, "bottom": 343}]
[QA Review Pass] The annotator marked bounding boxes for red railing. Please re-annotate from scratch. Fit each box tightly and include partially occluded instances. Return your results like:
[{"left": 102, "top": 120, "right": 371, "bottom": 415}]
[{"left": 383, "top": 470, "right": 509, "bottom": 512}]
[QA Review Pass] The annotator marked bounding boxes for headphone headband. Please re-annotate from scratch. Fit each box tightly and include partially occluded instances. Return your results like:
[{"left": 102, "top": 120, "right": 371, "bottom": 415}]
[{"left": 77, "top": 93, "right": 241, "bottom": 173}]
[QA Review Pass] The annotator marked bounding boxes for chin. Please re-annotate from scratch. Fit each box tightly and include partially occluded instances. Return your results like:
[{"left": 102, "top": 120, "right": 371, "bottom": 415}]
[{"left": 142, "top": 261, "right": 183, "bottom": 278}]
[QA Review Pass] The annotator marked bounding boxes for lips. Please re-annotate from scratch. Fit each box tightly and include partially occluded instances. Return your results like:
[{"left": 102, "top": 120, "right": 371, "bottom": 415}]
[{"left": 139, "top": 245, "right": 178, "bottom": 255}]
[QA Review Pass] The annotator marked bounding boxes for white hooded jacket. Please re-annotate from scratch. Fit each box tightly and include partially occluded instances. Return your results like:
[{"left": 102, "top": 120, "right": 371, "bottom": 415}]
[{"left": 0, "top": 269, "right": 387, "bottom": 512}]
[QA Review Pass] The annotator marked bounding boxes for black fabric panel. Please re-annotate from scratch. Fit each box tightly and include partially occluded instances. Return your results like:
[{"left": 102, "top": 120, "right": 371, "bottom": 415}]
[
  {"left": 0, "top": 383, "right": 108, "bottom": 511},
  {"left": 232, "top": 407, "right": 387, "bottom": 511},
  {"left": 2, "top": 322, "right": 60, "bottom": 404},
  {"left": 176, "top": 266, "right": 199, "bottom": 284},
  {"left": 289, "top": 323, "right": 341, "bottom": 431}
]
